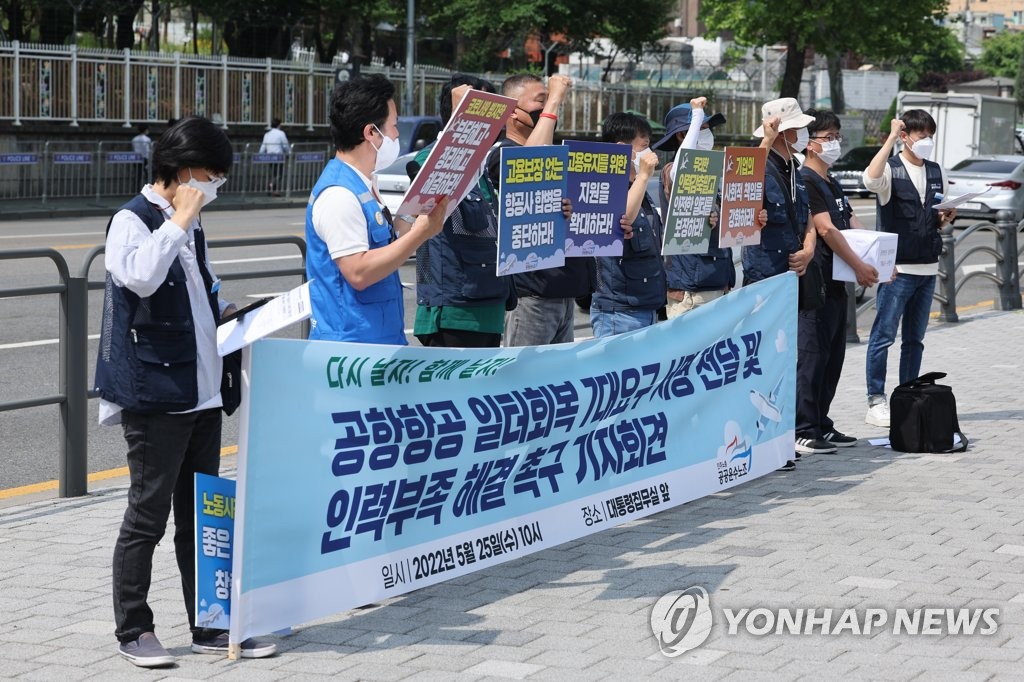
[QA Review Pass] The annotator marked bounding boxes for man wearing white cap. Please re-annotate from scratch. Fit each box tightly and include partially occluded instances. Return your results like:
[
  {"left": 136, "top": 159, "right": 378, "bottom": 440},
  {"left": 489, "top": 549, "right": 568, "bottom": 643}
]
[{"left": 748, "top": 97, "right": 818, "bottom": 471}]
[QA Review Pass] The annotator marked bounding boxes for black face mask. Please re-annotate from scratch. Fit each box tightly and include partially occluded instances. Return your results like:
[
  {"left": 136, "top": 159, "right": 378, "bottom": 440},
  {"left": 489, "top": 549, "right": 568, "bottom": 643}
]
[{"left": 517, "top": 106, "right": 543, "bottom": 129}]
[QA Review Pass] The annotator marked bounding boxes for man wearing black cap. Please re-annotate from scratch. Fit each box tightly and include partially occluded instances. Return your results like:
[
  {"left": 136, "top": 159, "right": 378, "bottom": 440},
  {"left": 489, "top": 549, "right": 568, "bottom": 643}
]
[{"left": 652, "top": 97, "right": 734, "bottom": 317}]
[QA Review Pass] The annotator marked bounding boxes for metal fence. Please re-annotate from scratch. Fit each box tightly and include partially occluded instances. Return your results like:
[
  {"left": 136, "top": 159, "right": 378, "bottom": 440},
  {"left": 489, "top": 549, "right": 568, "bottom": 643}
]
[
  {"left": 0, "top": 41, "right": 773, "bottom": 139},
  {"left": 0, "top": 237, "right": 307, "bottom": 497},
  {"left": 0, "top": 139, "right": 334, "bottom": 202}
]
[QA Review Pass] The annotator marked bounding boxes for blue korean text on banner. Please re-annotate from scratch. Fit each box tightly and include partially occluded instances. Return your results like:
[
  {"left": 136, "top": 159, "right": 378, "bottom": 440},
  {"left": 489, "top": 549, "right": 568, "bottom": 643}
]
[
  {"left": 195, "top": 473, "right": 236, "bottom": 631},
  {"left": 496, "top": 144, "right": 569, "bottom": 276},
  {"left": 227, "top": 273, "right": 798, "bottom": 643},
  {"left": 564, "top": 140, "right": 630, "bottom": 257}
]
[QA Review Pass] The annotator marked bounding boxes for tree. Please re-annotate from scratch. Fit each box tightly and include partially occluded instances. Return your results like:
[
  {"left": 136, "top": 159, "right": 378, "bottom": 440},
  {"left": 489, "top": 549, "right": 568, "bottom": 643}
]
[
  {"left": 888, "top": 24, "right": 963, "bottom": 91},
  {"left": 700, "top": 0, "right": 950, "bottom": 104},
  {"left": 978, "top": 30, "right": 1024, "bottom": 78}
]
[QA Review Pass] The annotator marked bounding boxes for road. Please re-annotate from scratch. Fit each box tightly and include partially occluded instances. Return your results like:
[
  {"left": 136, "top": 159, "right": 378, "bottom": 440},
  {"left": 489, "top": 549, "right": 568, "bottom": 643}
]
[{"left": 0, "top": 198, "right": 1012, "bottom": 492}]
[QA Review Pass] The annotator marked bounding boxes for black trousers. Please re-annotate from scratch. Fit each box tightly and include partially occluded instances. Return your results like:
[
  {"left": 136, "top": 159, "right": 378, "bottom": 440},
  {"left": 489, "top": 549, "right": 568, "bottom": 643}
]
[
  {"left": 795, "top": 290, "right": 848, "bottom": 439},
  {"left": 416, "top": 328, "right": 501, "bottom": 348},
  {"left": 113, "top": 408, "right": 223, "bottom": 643}
]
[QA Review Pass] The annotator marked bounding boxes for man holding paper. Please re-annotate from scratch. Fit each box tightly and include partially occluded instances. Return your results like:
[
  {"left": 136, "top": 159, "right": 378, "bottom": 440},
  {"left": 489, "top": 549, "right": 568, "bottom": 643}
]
[
  {"left": 306, "top": 74, "right": 445, "bottom": 345},
  {"left": 861, "top": 110, "right": 955, "bottom": 427}
]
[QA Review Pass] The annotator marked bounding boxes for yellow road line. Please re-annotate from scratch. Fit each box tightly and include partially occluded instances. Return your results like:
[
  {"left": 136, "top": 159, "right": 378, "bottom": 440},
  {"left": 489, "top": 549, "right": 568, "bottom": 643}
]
[{"left": 0, "top": 445, "right": 239, "bottom": 501}]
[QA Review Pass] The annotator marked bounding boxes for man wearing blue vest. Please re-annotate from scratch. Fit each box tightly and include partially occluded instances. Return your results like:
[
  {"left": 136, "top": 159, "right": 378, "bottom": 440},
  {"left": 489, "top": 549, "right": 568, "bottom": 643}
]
[
  {"left": 862, "top": 111, "right": 955, "bottom": 427},
  {"left": 95, "top": 116, "right": 275, "bottom": 666},
  {"left": 306, "top": 74, "right": 445, "bottom": 345}
]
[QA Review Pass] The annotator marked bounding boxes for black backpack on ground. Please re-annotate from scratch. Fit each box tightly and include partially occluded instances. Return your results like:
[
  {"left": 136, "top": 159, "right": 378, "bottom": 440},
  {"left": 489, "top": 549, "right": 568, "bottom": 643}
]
[{"left": 889, "top": 372, "right": 968, "bottom": 453}]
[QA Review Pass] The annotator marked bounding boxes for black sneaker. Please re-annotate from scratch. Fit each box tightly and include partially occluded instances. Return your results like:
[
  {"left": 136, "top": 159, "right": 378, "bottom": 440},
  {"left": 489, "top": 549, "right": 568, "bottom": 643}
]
[
  {"left": 822, "top": 430, "right": 857, "bottom": 447},
  {"left": 118, "top": 632, "right": 175, "bottom": 668},
  {"left": 794, "top": 451, "right": 802, "bottom": 461},
  {"left": 795, "top": 437, "right": 838, "bottom": 455},
  {"left": 192, "top": 632, "right": 277, "bottom": 658},
  {"left": 778, "top": 459, "right": 797, "bottom": 471}
]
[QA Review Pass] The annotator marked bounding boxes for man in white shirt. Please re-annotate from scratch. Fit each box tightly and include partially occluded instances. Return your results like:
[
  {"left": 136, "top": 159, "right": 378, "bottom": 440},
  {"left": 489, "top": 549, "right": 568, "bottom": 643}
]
[
  {"left": 259, "top": 118, "right": 289, "bottom": 195},
  {"left": 131, "top": 124, "right": 152, "bottom": 187},
  {"left": 95, "top": 116, "right": 276, "bottom": 667},
  {"left": 861, "top": 110, "right": 956, "bottom": 427}
]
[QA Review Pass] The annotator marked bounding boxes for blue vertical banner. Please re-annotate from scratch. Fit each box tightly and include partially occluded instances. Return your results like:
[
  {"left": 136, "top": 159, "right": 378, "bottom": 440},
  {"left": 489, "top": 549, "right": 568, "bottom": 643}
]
[
  {"left": 195, "top": 71, "right": 207, "bottom": 117},
  {"left": 285, "top": 75, "right": 295, "bottom": 124},
  {"left": 228, "top": 273, "right": 797, "bottom": 644},
  {"left": 195, "top": 473, "right": 236, "bottom": 631},
  {"left": 497, "top": 145, "right": 569, "bottom": 275},
  {"left": 564, "top": 140, "right": 629, "bottom": 257},
  {"left": 94, "top": 64, "right": 107, "bottom": 119},
  {"left": 242, "top": 72, "right": 253, "bottom": 123},
  {"left": 39, "top": 60, "right": 52, "bottom": 118},
  {"left": 146, "top": 66, "right": 158, "bottom": 121}
]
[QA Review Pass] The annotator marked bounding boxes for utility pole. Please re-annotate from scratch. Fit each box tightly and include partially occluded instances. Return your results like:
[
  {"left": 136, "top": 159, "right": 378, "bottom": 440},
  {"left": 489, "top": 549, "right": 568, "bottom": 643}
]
[{"left": 405, "top": 0, "right": 415, "bottom": 115}]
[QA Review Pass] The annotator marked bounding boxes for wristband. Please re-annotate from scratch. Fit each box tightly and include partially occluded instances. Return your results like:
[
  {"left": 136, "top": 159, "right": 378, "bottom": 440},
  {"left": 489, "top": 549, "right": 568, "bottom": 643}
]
[{"left": 539, "top": 112, "right": 558, "bottom": 121}]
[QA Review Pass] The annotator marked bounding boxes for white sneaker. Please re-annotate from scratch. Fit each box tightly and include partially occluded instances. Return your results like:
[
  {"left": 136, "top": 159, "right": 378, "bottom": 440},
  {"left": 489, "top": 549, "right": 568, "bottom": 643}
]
[{"left": 865, "top": 399, "right": 890, "bottom": 428}]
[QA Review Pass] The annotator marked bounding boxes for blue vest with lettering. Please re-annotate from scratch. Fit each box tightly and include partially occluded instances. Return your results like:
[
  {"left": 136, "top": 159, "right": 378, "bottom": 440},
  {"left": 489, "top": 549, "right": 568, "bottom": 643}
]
[
  {"left": 306, "top": 158, "right": 406, "bottom": 345},
  {"left": 742, "top": 155, "right": 809, "bottom": 284},
  {"left": 800, "top": 167, "right": 853, "bottom": 284},
  {"left": 591, "top": 192, "right": 667, "bottom": 311},
  {"left": 876, "top": 156, "right": 943, "bottom": 265},
  {"left": 94, "top": 195, "right": 219, "bottom": 413}
]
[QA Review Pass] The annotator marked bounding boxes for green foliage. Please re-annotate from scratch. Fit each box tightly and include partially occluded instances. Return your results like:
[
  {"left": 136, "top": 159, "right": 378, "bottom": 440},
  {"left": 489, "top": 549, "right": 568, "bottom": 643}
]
[
  {"left": 887, "top": 24, "right": 964, "bottom": 90},
  {"left": 880, "top": 97, "right": 897, "bottom": 134},
  {"left": 978, "top": 30, "right": 1024, "bottom": 78}
]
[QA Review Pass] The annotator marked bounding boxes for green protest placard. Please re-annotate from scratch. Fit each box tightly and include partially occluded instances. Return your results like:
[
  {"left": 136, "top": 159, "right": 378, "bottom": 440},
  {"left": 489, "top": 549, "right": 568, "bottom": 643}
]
[{"left": 662, "top": 149, "right": 724, "bottom": 256}]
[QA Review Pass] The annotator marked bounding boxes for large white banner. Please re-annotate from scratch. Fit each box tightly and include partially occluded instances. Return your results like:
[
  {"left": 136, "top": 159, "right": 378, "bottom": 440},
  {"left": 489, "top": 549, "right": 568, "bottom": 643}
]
[{"left": 229, "top": 274, "right": 798, "bottom": 644}]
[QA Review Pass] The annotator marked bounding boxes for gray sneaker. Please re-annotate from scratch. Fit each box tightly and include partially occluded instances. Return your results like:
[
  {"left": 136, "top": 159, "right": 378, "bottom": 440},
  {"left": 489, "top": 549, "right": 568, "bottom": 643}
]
[
  {"left": 118, "top": 632, "right": 175, "bottom": 668},
  {"left": 192, "top": 631, "right": 277, "bottom": 658}
]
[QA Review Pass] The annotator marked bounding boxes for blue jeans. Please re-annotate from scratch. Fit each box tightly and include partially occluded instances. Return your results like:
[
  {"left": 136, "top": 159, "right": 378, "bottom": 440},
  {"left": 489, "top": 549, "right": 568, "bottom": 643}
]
[
  {"left": 590, "top": 308, "right": 657, "bottom": 338},
  {"left": 865, "top": 273, "right": 935, "bottom": 397}
]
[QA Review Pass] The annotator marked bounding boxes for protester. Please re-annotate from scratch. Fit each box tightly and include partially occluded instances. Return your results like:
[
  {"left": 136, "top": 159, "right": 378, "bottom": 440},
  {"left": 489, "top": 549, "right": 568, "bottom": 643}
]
[
  {"left": 94, "top": 116, "right": 276, "bottom": 667},
  {"left": 489, "top": 74, "right": 590, "bottom": 346},
  {"left": 749, "top": 98, "right": 817, "bottom": 471},
  {"left": 131, "top": 124, "right": 152, "bottom": 188},
  {"left": 861, "top": 111, "right": 954, "bottom": 427},
  {"left": 306, "top": 74, "right": 446, "bottom": 345},
  {"left": 653, "top": 97, "right": 733, "bottom": 317},
  {"left": 588, "top": 112, "right": 665, "bottom": 337},
  {"left": 797, "top": 109, "right": 879, "bottom": 451},
  {"left": 259, "top": 117, "right": 289, "bottom": 196},
  {"left": 409, "top": 76, "right": 514, "bottom": 348}
]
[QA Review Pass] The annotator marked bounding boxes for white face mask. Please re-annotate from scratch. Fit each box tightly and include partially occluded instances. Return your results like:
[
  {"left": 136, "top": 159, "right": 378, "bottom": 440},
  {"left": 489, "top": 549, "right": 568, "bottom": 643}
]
[
  {"left": 633, "top": 147, "right": 653, "bottom": 174},
  {"left": 790, "top": 127, "right": 809, "bottom": 153},
  {"left": 908, "top": 136, "right": 934, "bottom": 161},
  {"left": 697, "top": 129, "right": 715, "bottom": 151},
  {"left": 185, "top": 170, "right": 224, "bottom": 207},
  {"left": 372, "top": 125, "right": 401, "bottom": 172},
  {"left": 817, "top": 139, "right": 842, "bottom": 166}
]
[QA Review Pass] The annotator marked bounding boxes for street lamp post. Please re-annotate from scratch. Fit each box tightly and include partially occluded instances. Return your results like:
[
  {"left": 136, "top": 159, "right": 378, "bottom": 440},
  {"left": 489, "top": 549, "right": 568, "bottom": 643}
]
[{"left": 405, "top": 0, "right": 415, "bottom": 115}]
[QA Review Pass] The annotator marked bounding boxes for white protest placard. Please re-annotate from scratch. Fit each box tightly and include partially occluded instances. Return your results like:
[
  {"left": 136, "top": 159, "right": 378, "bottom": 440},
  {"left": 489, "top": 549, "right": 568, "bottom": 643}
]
[
  {"left": 833, "top": 229, "right": 899, "bottom": 284},
  {"left": 217, "top": 282, "right": 312, "bottom": 356},
  {"left": 933, "top": 187, "right": 991, "bottom": 211}
]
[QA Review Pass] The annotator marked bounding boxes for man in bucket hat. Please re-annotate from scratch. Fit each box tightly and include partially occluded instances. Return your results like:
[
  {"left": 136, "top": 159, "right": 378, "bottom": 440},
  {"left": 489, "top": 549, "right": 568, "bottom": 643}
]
[
  {"left": 654, "top": 96, "right": 737, "bottom": 317},
  {"left": 747, "top": 97, "right": 819, "bottom": 471}
]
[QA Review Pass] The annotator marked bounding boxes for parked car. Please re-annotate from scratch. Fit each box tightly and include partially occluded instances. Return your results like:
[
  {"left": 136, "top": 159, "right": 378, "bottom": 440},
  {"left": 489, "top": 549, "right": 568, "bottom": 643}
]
[
  {"left": 397, "top": 115, "right": 442, "bottom": 155},
  {"left": 945, "top": 155, "right": 1024, "bottom": 222},
  {"left": 830, "top": 145, "right": 882, "bottom": 197},
  {"left": 374, "top": 151, "right": 418, "bottom": 215}
]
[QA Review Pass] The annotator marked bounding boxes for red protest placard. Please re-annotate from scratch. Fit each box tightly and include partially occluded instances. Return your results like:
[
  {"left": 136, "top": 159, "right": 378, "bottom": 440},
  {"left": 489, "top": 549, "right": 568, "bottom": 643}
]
[
  {"left": 397, "top": 90, "right": 516, "bottom": 218},
  {"left": 719, "top": 146, "right": 767, "bottom": 248}
]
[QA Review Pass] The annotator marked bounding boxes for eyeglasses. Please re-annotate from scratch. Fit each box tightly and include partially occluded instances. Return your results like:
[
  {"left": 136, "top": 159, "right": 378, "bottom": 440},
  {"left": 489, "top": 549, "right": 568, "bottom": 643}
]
[{"left": 810, "top": 134, "right": 843, "bottom": 143}]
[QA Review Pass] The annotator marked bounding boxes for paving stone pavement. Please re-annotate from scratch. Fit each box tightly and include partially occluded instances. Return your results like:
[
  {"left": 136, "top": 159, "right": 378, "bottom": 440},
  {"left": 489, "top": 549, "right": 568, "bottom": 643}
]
[{"left": 1, "top": 309, "right": 1022, "bottom": 681}]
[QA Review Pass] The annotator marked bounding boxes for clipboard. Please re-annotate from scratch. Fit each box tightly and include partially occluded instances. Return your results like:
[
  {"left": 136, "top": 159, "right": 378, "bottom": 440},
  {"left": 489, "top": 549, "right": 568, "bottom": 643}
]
[{"left": 218, "top": 297, "right": 271, "bottom": 326}]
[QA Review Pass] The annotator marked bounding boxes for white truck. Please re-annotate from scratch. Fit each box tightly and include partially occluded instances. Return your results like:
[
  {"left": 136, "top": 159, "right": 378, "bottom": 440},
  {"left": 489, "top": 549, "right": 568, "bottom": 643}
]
[{"left": 895, "top": 91, "right": 1018, "bottom": 169}]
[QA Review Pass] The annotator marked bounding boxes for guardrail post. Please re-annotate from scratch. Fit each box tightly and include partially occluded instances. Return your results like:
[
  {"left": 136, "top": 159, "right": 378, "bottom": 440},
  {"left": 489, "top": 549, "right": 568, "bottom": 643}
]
[
  {"left": 306, "top": 60, "right": 315, "bottom": 132},
  {"left": 221, "top": 54, "right": 229, "bottom": 128},
  {"left": 174, "top": 52, "right": 182, "bottom": 121},
  {"left": 936, "top": 222, "right": 959, "bottom": 323},
  {"left": 994, "top": 209, "right": 1022, "bottom": 310},
  {"left": 844, "top": 282, "right": 860, "bottom": 344},
  {"left": 59, "top": 275, "right": 89, "bottom": 497},
  {"left": 265, "top": 57, "right": 273, "bottom": 125}
]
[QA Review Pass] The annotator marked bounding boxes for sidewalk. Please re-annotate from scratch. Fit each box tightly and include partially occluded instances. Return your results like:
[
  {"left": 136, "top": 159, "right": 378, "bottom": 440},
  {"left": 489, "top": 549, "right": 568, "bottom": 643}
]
[
  {"left": 1, "top": 310, "right": 1022, "bottom": 681},
  {"left": 0, "top": 194, "right": 309, "bottom": 221}
]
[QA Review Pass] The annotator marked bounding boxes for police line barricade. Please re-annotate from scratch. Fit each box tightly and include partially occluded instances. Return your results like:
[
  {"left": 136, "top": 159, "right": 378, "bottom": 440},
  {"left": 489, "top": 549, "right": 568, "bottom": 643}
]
[
  {"left": 96, "top": 142, "right": 147, "bottom": 199},
  {"left": 0, "top": 151, "right": 44, "bottom": 200},
  {"left": 224, "top": 273, "right": 798, "bottom": 649}
]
